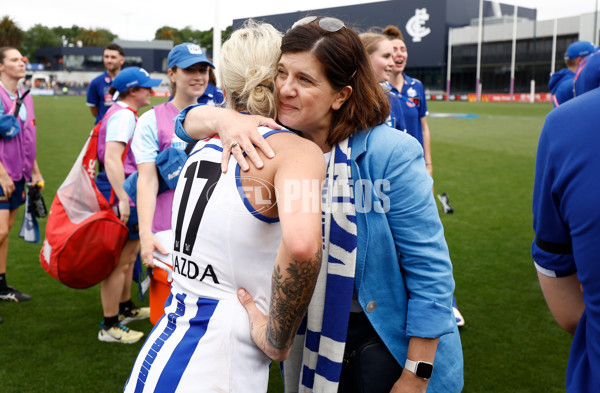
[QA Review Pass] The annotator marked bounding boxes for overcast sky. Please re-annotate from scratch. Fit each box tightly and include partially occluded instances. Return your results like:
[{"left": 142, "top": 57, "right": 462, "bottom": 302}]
[{"left": 3, "top": 0, "right": 599, "bottom": 41}]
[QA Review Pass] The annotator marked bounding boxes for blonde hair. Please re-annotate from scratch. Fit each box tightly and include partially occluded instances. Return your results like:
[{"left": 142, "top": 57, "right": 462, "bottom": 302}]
[
  {"left": 359, "top": 32, "right": 388, "bottom": 56},
  {"left": 219, "top": 20, "right": 282, "bottom": 118}
]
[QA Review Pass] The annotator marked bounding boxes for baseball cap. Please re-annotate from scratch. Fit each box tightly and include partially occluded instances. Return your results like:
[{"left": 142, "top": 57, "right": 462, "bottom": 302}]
[
  {"left": 565, "top": 41, "right": 595, "bottom": 60},
  {"left": 168, "top": 43, "right": 215, "bottom": 69},
  {"left": 112, "top": 67, "right": 162, "bottom": 93}
]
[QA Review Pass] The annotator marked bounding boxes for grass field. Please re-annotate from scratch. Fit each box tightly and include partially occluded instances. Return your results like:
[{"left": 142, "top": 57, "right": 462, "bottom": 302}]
[{"left": 0, "top": 96, "right": 572, "bottom": 392}]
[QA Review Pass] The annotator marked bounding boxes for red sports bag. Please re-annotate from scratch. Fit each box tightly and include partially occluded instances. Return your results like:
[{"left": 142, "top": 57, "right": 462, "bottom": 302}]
[{"left": 40, "top": 123, "right": 128, "bottom": 289}]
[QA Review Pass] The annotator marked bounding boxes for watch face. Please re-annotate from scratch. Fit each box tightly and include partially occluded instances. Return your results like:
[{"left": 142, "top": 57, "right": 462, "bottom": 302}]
[{"left": 416, "top": 362, "right": 434, "bottom": 378}]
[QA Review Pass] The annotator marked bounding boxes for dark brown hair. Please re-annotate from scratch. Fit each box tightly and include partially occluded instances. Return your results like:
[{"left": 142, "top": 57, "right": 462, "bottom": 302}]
[
  {"left": 108, "top": 85, "right": 142, "bottom": 99},
  {"left": 382, "top": 25, "right": 405, "bottom": 42},
  {"left": 105, "top": 43, "right": 125, "bottom": 57},
  {"left": 282, "top": 17, "right": 389, "bottom": 146},
  {"left": 565, "top": 56, "right": 578, "bottom": 68},
  {"left": 0, "top": 46, "right": 17, "bottom": 64}
]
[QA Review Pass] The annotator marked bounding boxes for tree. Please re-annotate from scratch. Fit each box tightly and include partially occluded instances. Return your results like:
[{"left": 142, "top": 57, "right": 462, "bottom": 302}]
[
  {"left": 0, "top": 15, "right": 25, "bottom": 48},
  {"left": 156, "top": 26, "right": 233, "bottom": 60},
  {"left": 52, "top": 25, "right": 86, "bottom": 46},
  {"left": 21, "top": 24, "right": 62, "bottom": 59},
  {"left": 94, "top": 28, "right": 117, "bottom": 44},
  {"left": 155, "top": 26, "right": 182, "bottom": 45},
  {"left": 76, "top": 29, "right": 112, "bottom": 47}
]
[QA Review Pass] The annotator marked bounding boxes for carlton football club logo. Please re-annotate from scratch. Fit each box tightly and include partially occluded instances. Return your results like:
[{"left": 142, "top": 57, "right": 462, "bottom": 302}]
[{"left": 406, "top": 8, "right": 431, "bottom": 42}]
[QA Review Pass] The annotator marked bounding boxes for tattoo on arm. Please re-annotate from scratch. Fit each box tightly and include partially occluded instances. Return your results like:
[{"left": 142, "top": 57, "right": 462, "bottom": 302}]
[{"left": 266, "top": 249, "right": 322, "bottom": 350}]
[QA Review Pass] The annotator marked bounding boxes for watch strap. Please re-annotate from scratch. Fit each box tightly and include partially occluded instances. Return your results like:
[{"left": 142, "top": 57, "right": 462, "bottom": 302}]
[{"left": 404, "top": 359, "right": 434, "bottom": 379}]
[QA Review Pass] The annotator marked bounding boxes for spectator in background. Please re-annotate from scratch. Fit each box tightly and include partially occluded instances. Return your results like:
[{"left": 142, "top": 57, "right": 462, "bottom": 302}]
[
  {"left": 532, "top": 87, "right": 600, "bottom": 393},
  {"left": 95, "top": 67, "right": 161, "bottom": 344},
  {"left": 574, "top": 46, "right": 600, "bottom": 97},
  {"left": 0, "top": 47, "right": 44, "bottom": 303},
  {"left": 548, "top": 40, "right": 595, "bottom": 107},
  {"left": 87, "top": 43, "right": 125, "bottom": 124}
]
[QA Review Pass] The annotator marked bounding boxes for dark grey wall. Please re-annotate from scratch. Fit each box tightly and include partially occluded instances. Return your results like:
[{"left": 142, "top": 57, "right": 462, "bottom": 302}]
[
  {"left": 232, "top": 0, "right": 536, "bottom": 69},
  {"left": 233, "top": 0, "right": 447, "bottom": 67}
]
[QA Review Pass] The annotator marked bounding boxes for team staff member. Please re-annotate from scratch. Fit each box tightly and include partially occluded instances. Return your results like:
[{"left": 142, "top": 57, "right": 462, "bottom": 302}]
[
  {"left": 548, "top": 40, "right": 594, "bottom": 107},
  {"left": 95, "top": 67, "right": 161, "bottom": 343},
  {"left": 0, "top": 47, "right": 44, "bottom": 303},
  {"left": 124, "top": 21, "right": 324, "bottom": 393},
  {"left": 87, "top": 43, "right": 125, "bottom": 124},
  {"left": 532, "top": 88, "right": 600, "bottom": 392}
]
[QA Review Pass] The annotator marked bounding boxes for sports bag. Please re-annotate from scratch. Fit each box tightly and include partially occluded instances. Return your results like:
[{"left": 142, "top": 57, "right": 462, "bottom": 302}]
[{"left": 40, "top": 122, "right": 129, "bottom": 289}]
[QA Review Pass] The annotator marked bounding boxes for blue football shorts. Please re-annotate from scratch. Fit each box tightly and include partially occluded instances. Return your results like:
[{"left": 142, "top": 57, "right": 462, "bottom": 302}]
[{"left": 0, "top": 179, "right": 26, "bottom": 210}]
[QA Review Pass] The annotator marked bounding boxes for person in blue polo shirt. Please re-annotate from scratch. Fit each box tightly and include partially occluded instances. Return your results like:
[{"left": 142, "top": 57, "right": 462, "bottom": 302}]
[
  {"left": 574, "top": 47, "right": 600, "bottom": 97},
  {"left": 86, "top": 43, "right": 125, "bottom": 124},
  {"left": 548, "top": 40, "right": 595, "bottom": 107},
  {"left": 359, "top": 31, "right": 407, "bottom": 133},
  {"left": 532, "top": 88, "right": 600, "bottom": 392},
  {"left": 382, "top": 25, "right": 431, "bottom": 174},
  {"left": 200, "top": 68, "right": 224, "bottom": 106}
]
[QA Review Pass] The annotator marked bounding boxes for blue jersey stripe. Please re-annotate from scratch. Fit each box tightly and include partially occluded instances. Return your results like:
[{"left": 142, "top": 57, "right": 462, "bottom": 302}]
[
  {"left": 131, "top": 294, "right": 218, "bottom": 393},
  {"left": 152, "top": 296, "right": 219, "bottom": 392}
]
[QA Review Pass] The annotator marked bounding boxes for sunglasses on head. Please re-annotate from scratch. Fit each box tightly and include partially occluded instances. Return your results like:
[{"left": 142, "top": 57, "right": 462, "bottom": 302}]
[
  {"left": 290, "top": 16, "right": 358, "bottom": 82},
  {"left": 291, "top": 16, "right": 347, "bottom": 32}
]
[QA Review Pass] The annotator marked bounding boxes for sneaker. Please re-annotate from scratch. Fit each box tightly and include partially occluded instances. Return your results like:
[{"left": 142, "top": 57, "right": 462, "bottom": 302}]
[
  {"left": 453, "top": 306, "right": 465, "bottom": 327},
  {"left": 452, "top": 297, "right": 465, "bottom": 327},
  {"left": 0, "top": 286, "right": 32, "bottom": 302},
  {"left": 119, "top": 306, "right": 150, "bottom": 325},
  {"left": 437, "top": 193, "right": 454, "bottom": 214},
  {"left": 98, "top": 322, "right": 144, "bottom": 344}
]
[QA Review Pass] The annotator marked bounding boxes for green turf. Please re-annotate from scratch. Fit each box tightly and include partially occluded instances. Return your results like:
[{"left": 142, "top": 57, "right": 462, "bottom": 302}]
[
  {"left": 0, "top": 97, "right": 571, "bottom": 392},
  {"left": 428, "top": 101, "right": 570, "bottom": 393}
]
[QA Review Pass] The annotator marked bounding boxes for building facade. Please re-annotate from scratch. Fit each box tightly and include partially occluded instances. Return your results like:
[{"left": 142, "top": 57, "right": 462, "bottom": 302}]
[{"left": 234, "top": 0, "right": 598, "bottom": 95}]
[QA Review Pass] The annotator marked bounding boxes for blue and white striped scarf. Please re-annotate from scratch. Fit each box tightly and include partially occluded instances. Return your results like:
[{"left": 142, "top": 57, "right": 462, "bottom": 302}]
[{"left": 283, "top": 137, "right": 357, "bottom": 393}]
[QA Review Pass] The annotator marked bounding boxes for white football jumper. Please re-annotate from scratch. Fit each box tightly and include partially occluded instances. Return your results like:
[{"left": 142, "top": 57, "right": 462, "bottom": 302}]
[{"left": 124, "top": 127, "right": 287, "bottom": 393}]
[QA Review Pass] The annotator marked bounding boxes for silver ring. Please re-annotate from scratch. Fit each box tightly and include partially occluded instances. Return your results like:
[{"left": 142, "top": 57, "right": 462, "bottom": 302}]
[{"left": 229, "top": 141, "right": 239, "bottom": 149}]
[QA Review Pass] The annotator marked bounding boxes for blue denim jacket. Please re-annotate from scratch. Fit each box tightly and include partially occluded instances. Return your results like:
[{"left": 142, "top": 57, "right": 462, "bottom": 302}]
[{"left": 351, "top": 124, "right": 463, "bottom": 392}]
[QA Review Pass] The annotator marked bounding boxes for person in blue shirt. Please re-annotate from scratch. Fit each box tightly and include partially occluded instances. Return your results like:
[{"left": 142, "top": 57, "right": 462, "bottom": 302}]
[
  {"left": 548, "top": 40, "right": 595, "bottom": 107},
  {"left": 531, "top": 87, "right": 600, "bottom": 393},
  {"left": 199, "top": 69, "right": 224, "bottom": 106},
  {"left": 574, "top": 47, "right": 600, "bottom": 97},
  {"left": 359, "top": 31, "right": 406, "bottom": 132},
  {"left": 382, "top": 25, "right": 431, "bottom": 176},
  {"left": 86, "top": 43, "right": 125, "bottom": 124}
]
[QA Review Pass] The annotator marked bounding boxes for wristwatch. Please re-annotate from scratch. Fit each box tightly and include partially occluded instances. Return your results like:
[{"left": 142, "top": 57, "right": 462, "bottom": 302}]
[{"left": 404, "top": 359, "right": 434, "bottom": 379}]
